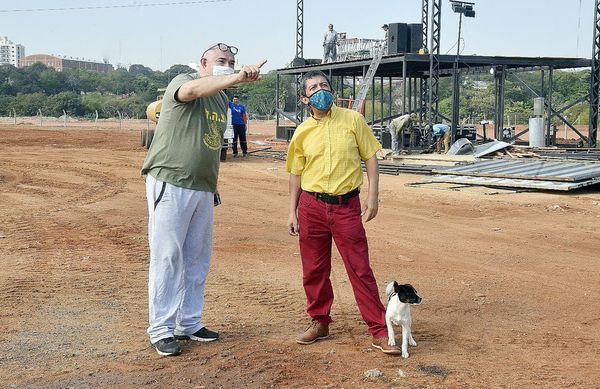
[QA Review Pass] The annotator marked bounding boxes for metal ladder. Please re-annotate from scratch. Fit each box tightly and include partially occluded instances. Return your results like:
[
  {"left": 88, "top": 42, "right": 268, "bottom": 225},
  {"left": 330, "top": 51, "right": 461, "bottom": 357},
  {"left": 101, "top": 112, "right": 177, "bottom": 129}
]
[{"left": 351, "top": 42, "right": 385, "bottom": 112}]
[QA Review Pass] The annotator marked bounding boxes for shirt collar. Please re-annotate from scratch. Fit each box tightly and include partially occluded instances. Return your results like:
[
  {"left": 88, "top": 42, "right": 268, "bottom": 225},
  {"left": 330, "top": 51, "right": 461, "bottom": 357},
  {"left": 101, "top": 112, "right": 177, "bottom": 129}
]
[{"left": 309, "top": 104, "right": 337, "bottom": 123}]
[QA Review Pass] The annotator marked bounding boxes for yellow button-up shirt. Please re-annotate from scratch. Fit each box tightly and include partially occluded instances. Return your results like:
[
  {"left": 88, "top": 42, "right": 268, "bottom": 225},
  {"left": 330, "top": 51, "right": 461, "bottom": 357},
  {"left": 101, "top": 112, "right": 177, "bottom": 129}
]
[{"left": 286, "top": 105, "right": 381, "bottom": 195}]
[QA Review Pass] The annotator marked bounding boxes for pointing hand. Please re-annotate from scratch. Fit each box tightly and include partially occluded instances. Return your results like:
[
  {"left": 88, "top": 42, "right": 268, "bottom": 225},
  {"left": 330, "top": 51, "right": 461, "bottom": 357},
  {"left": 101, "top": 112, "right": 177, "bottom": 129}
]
[{"left": 237, "top": 59, "right": 267, "bottom": 83}]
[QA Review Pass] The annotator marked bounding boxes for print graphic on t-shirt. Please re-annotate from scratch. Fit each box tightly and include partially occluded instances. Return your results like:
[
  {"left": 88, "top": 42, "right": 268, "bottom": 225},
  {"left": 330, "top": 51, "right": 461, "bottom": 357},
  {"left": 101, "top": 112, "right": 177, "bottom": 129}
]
[
  {"left": 204, "top": 121, "right": 223, "bottom": 150},
  {"left": 203, "top": 109, "right": 225, "bottom": 151}
]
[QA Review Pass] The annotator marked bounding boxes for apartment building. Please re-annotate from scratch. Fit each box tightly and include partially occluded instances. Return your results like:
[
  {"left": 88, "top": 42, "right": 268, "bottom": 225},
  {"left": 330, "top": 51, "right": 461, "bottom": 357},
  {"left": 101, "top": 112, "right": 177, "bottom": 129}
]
[
  {"left": 0, "top": 36, "right": 25, "bottom": 67},
  {"left": 19, "top": 54, "right": 113, "bottom": 72}
]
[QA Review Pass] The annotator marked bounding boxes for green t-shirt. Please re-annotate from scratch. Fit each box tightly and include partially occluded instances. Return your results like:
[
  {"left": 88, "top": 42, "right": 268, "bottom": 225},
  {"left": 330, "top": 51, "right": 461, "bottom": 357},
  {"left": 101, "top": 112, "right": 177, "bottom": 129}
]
[{"left": 141, "top": 73, "right": 228, "bottom": 192}]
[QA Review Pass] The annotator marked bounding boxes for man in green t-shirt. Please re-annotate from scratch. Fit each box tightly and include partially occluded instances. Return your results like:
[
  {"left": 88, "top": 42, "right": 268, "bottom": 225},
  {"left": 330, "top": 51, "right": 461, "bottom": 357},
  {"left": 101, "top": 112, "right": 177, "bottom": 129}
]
[{"left": 142, "top": 43, "right": 266, "bottom": 356}]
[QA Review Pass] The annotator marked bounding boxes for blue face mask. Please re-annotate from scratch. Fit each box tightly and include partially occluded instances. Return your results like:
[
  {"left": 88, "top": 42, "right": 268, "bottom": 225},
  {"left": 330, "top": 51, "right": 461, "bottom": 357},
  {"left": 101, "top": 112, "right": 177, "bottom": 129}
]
[{"left": 308, "top": 89, "right": 334, "bottom": 111}]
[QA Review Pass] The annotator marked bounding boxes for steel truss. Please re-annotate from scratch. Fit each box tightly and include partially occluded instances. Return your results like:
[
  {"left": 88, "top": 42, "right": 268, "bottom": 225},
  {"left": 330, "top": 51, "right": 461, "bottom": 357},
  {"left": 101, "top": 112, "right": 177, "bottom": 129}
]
[
  {"left": 278, "top": 0, "right": 599, "bottom": 149},
  {"left": 295, "top": 0, "right": 305, "bottom": 124},
  {"left": 590, "top": 0, "right": 600, "bottom": 147},
  {"left": 427, "top": 0, "right": 442, "bottom": 125}
]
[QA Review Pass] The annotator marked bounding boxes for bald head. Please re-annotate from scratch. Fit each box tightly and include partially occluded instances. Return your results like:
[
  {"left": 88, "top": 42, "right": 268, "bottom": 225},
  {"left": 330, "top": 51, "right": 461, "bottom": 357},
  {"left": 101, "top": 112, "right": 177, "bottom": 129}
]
[{"left": 199, "top": 44, "right": 236, "bottom": 77}]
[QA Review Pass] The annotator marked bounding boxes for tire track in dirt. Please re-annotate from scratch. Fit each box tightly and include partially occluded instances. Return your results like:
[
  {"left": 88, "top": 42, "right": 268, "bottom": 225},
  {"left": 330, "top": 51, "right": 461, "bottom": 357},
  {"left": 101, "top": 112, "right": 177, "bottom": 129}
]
[{"left": 0, "top": 143, "right": 149, "bottom": 381}]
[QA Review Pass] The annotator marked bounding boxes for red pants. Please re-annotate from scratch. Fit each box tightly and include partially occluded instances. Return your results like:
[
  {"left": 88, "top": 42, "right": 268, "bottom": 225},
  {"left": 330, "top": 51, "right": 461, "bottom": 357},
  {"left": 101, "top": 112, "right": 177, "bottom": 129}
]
[{"left": 297, "top": 191, "right": 387, "bottom": 337}]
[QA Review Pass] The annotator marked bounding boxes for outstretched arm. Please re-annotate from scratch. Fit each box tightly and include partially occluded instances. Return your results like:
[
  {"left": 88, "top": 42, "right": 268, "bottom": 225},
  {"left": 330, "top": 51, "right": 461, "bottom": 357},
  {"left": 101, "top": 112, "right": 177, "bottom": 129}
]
[{"left": 177, "top": 60, "right": 267, "bottom": 102}]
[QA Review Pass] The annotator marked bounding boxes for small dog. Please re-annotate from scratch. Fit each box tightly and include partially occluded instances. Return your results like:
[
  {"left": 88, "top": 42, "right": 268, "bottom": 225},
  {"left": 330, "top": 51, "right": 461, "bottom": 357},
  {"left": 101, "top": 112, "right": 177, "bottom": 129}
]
[{"left": 385, "top": 281, "right": 422, "bottom": 358}]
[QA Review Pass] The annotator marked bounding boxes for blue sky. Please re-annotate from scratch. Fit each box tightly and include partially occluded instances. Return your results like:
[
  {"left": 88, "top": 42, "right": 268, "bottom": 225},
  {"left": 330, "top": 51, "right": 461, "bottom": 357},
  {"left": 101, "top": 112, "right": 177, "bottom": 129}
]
[{"left": 0, "top": 0, "right": 594, "bottom": 72}]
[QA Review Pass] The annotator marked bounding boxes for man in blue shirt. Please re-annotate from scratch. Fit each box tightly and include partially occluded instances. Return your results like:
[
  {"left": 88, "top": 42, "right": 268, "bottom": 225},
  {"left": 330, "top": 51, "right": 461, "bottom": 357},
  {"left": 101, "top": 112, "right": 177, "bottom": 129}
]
[
  {"left": 426, "top": 123, "right": 451, "bottom": 153},
  {"left": 228, "top": 96, "right": 248, "bottom": 157}
]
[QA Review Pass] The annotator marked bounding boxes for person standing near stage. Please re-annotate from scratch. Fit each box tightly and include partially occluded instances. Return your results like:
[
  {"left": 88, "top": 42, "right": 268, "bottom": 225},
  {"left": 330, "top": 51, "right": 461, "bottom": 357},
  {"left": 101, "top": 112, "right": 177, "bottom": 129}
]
[
  {"left": 322, "top": 24, "right": 338, "bottom": 64},
  {"left": 228, "top": 95, "right": 248, "bottom": 157},
  {"left": 286, "top": 70, "right": 401, "bottom": 355},
  {"left": 142, "top": 42, "right": 265, "bottom": 356}
]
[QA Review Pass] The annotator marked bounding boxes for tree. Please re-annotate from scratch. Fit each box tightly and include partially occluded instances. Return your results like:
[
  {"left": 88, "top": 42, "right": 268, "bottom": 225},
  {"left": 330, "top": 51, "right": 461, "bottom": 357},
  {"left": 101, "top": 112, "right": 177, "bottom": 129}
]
[
  {"left": 0, "top": 64, "right": 18, "bottom": 95},
  {"left": 129, "top": 64, "right": 154, "bottom": 77},
  {"left": 81, "top": 92, "right": 106, "bottom": 117},
  {"left": 46, "top": 91, "right": 83, "bottom": 116},
  {"left": 9, "top": 93, "right": 47, "bottom": 116},
  {"left": 39, "top": 69, "right": 64, "bottom": 95}
]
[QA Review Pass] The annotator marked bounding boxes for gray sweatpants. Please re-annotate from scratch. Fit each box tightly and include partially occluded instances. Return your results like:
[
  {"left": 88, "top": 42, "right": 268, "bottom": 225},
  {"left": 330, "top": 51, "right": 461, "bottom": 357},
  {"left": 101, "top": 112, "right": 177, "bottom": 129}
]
[{"left": 145, "top": 174, "right": 214, "bottom": 343}]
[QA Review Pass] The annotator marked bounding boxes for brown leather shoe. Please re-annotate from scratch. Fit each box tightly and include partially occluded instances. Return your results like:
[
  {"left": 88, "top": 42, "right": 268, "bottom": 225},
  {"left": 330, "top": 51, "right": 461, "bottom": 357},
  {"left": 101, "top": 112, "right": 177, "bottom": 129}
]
[
  {"left": 371, "top": 336, "right": 401, "bottom": 355},
  {"left": 296, "top": 320, "right": 329, "bottom": 345}
]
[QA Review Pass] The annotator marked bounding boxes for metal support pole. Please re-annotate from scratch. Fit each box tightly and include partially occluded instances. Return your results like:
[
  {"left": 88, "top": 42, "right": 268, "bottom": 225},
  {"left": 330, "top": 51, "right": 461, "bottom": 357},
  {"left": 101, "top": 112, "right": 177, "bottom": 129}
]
[
  {"left": 427, "top": 0, "right": 442, "bottom": 125},
  {"left": 493, "top": 67, "right": 506, "bottom": 140},
  {"left": 295, "top": 74, "right": 303, "bottom": 123},
  {"left": 389, "top": 76, "right": 393, "bottom": 124},
  {"left": 296, "top": 0, "right": 304, "bottom": 60},
  {"left": 402, "top": 56, "right": 407, "bottom": 114},
  {"left": 413, "top": 77, "right": 418, "bottom": 115},
  {"left": 408, "top": 77, "right": 413, "bottom": 113},
  {"left": 451, "top": 12, "right": 463, "bottom": 144},
  {"left": 371, "top": 75, "right": 375, "bottom": 124},
  {"left": 589, "top": 0, "right": 600, "bottom": 147},
  {"left": 546, "top": 67, "right": 554, "bottom": 145},
  {"left": 276, "top": 73, "right": 280, "bottom": 128},
  {"left": 421, "top": 0, "right": 429, "bottom": 51},
  {"left": 380, "top": 76, "right": 384, "bottom": 123}
]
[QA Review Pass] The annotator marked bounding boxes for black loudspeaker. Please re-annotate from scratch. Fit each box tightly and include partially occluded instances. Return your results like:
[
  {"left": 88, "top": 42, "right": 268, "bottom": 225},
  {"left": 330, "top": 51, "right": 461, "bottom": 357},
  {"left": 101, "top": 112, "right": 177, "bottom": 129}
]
[
  {"left": 407, "top": 24, "right": 423, "bottom": 53},
  {"left": 387, "top": 23, "right": 408, "bottom": 55},
  {"left": 380, "top": 131, "right": 391, "bottom": 149}
]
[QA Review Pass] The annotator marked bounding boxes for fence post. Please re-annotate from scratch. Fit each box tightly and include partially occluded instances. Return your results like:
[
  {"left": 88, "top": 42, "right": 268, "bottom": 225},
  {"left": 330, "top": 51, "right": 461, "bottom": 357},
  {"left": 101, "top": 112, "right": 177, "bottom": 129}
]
[
  {"left": 63, "top": 110, "right": 67, "bottom": 127},
  {"left": 95, "top": 110, "right": 99, "bottom": 127},
  {"left": 12, "top": 108, "right": 16, "bottom": 124},
  {"left": 117, "top": 111, "right": 122, "bottom": 130},
  {"left": 38, "top": 108, "right": 43, "bottom": 126}
]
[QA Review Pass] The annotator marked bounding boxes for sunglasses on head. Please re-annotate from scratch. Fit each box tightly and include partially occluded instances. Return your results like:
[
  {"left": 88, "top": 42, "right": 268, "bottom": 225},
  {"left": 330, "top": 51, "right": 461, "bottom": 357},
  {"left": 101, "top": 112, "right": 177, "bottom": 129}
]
[{"left": 202, "top": 43, "right": 238, "bottom": 58}]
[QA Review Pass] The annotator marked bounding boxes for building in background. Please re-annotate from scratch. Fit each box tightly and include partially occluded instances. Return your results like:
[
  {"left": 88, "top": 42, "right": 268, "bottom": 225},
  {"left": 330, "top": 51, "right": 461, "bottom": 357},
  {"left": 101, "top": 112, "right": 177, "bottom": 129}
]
[
  {"left": 19, "top": 54, "right": 113, "bottom": 72},
  {"left": 0, "top": 36, "right": 25, "bottom": 67}
]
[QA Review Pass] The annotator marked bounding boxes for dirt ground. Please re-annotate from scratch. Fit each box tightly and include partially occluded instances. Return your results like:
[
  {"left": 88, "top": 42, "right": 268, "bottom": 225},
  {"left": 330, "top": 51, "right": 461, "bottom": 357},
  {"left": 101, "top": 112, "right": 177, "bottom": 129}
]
[{"left": 1, "top": 121, "right": 600, "bottom": 389}]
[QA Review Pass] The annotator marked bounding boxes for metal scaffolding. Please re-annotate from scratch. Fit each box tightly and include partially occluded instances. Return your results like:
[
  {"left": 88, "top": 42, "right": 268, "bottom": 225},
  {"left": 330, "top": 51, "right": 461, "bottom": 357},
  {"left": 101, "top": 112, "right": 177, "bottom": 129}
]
[
  {"left": 295, "top": 0, "right": 305, "bottom": 124},
  {"left": 427, "top": 0, "right": 442, "bottom": 125},
  {"left": 421, "top": 0, "right": 429, "bottom": 51},
  {"left": 276, "top": 55, "right": 591, "bottom": 146},
  {"left": 278, "top": 0, "right": 599, "bottom": 149},
  {"left": 590, "top": 0, "right": 600, "bottom": 147}
]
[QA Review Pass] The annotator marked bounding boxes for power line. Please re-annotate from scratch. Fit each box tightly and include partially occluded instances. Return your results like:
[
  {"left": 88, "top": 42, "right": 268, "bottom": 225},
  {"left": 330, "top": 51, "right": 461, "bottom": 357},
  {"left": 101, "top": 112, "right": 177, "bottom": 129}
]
[{"left": 0, "top": 0, "right": 232, "bottom": 13}]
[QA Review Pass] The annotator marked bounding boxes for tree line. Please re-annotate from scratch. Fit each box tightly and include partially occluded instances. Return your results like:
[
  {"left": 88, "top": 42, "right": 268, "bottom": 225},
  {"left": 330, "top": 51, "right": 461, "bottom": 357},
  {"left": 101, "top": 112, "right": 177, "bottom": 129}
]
[
  {"left": 0, "top": 62, "right": 592, "bottom": 125},
  {"left": 0, "top": 62, "right": 296, "bottom": 119}
]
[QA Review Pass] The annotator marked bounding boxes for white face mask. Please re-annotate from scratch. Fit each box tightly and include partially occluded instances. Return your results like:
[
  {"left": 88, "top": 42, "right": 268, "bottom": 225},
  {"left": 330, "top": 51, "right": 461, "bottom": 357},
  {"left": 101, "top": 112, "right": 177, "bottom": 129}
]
[{"left": 213, "top": 65, "right": 234, "bottom": 76}]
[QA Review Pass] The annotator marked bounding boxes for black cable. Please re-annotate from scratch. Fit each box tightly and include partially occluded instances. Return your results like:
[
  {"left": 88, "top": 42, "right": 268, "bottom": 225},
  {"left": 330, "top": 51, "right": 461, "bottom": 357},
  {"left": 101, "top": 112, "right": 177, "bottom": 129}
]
[{"left": 0, "top": 0, "right": 232, "bottom": 13}]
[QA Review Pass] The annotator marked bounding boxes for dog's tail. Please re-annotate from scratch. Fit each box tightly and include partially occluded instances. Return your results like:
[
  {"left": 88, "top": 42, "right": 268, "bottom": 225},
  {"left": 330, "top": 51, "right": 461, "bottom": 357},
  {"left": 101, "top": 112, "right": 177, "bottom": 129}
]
[{"left": 385, "top": 281, "right": 396, "bottom": 299}]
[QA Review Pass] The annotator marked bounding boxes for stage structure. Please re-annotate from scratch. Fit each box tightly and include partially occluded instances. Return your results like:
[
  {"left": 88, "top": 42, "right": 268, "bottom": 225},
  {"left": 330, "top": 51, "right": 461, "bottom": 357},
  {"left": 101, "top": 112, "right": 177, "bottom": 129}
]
[{"left": 276, "top": 0, "right": 600, "bottom": 149}]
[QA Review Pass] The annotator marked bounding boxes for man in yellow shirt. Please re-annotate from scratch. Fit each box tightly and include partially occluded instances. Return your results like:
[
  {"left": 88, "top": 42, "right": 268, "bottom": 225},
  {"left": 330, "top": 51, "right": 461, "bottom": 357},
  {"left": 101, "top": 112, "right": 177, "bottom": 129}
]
[{"left": 286, "top": 70, "right": 401, "bottom": 355}]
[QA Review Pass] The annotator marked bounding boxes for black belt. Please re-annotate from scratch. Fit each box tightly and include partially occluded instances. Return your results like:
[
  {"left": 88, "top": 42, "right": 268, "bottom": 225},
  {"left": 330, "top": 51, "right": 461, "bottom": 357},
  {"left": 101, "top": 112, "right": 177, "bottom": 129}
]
[{"left": 305, "top": 188, "right": 360, "bottom": 205}]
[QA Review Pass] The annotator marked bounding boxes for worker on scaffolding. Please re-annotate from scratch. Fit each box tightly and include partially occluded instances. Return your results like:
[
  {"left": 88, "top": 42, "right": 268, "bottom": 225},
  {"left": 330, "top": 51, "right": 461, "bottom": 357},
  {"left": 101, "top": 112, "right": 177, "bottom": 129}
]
[
  {"left": 381, "top": 24, "right": 389, "bottom": 55},
  {"left": 322, "top": 24, "right": 338, "bottom": 63},
  {"left": 387, "top": 113, "right": 415, "bottom": 157}
]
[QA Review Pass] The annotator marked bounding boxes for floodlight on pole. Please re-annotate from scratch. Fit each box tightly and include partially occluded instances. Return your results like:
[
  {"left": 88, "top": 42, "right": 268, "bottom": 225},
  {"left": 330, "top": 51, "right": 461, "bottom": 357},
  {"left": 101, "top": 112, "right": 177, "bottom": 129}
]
[{"left": 449, "top": 0, "right": 476, "bottom": 144}]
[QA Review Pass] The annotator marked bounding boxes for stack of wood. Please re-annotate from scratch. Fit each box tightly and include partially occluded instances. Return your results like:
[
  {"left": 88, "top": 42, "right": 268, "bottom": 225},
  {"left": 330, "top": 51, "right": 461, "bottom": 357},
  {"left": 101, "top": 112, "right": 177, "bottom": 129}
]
[{"left": 485, "top": 145, "right": 540, "bottom": 159}]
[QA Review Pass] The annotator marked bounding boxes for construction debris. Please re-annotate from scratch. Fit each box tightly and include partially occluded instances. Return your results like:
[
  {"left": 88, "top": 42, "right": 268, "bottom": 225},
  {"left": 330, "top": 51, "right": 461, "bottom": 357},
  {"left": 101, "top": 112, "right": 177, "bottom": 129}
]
[{"left": 424, "top": 159, "right": 600, "bottom": 191}]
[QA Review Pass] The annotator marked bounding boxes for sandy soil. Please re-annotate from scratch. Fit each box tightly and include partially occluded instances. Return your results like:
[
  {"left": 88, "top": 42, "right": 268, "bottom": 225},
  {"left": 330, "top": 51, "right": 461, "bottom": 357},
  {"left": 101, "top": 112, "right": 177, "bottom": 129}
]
[{"left": 1, "top": 122, "right": 599, "bottom": 388}]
